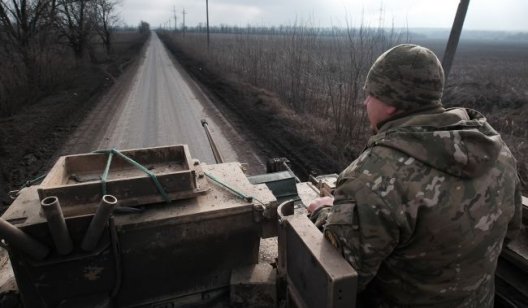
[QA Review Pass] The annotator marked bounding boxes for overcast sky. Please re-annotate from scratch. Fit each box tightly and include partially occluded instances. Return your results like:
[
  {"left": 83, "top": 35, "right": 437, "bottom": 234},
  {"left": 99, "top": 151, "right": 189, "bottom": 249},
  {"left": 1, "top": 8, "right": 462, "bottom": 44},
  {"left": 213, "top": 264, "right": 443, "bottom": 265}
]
[{"left": 119, "top": 0, "right": 528, "bottom": 32}]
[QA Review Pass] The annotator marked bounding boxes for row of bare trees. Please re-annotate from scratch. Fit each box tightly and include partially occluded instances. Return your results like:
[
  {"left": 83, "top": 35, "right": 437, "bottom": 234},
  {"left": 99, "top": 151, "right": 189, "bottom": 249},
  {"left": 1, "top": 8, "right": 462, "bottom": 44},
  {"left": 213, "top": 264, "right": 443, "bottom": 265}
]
[
  {"left": 166, "top": 25, "right": 406, "bottom": 150},
  {"left": 166, "top": 26, "right": 528, "bottom": 191},
  {"left": 0, "top": 0, "right": 119, "bottom": 58},
  {"left": 0, "top": 0, "right": 127, "bottom": 116}
]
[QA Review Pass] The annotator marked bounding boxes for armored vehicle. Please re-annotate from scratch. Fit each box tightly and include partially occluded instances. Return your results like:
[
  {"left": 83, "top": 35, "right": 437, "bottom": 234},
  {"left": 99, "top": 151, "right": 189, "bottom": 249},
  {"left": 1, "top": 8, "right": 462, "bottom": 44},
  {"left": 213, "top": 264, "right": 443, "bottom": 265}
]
[{"left": 0, "top": 143, "right": 526, "bottom": 307}]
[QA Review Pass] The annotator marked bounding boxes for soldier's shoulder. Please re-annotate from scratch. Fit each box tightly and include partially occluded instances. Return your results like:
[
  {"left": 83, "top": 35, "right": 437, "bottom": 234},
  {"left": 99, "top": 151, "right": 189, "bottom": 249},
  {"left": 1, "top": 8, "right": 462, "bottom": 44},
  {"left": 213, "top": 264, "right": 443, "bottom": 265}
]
[
  {"left": 337, "top": 144, "right": 442, "bottom": 206},
  {"left": 341, "top": 145, "right": 410, "bottom": 180},
  {"left": 337, "top": 146, "right": 411, "bottom": 197}
]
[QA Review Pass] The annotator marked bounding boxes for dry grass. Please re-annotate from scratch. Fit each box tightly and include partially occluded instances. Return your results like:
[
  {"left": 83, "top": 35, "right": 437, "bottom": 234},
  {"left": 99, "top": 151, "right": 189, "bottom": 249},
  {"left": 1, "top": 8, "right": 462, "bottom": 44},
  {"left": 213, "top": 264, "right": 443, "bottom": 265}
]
[
  {"left": 163, "top": 30, "right": 528, "bottom": 194},
  {"left": 437, "top": 40, "right": 528, "bottom": 193},
  {"left": 165, "top": 27, "right": 407, "bottom": 166}
]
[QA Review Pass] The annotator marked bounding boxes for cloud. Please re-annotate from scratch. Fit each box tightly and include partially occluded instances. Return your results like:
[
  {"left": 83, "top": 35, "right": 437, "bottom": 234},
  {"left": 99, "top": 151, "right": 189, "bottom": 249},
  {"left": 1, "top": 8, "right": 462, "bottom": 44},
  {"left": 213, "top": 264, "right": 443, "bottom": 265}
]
[{"left": 120, "top": 0, "right": 528, "bottom": 31}]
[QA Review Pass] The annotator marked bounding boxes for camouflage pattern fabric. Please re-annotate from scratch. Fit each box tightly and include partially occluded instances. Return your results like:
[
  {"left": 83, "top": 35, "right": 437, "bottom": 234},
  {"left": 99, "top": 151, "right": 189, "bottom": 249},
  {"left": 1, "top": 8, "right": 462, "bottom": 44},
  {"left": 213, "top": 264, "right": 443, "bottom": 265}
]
[
  {"left": 311, "top": 107, "right": 522, "bottom": 307},
  {"left": 364, "top": 44, "right": 445, "bottom": 111}
]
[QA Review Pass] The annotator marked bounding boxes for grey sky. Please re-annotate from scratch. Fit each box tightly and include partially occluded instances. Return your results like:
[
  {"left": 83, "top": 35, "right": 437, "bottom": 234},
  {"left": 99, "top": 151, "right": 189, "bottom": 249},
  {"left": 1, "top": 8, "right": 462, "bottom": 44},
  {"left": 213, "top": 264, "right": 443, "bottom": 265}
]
[{"left": 119, "top": 0, "right": 528, "bottom": 32}]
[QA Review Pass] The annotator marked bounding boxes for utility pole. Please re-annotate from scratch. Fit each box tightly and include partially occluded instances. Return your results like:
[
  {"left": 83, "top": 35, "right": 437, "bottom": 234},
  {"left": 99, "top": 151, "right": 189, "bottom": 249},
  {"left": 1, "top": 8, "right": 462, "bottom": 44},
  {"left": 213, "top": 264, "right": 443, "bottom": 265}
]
[
  {"left": 206, "top": 0, "right": 210, "bottom": 49},
  {"left": 173, "top": 5, "right": 177, "bottom": 31},
  {"left": 443, "top": 0, "right": 470, "bottom": 83},
  {"left": 378, "top": 4, "right": 384, "bottom": 29},
  {"left": 182, "top": 8, "right": 186, "bottom": 37}
]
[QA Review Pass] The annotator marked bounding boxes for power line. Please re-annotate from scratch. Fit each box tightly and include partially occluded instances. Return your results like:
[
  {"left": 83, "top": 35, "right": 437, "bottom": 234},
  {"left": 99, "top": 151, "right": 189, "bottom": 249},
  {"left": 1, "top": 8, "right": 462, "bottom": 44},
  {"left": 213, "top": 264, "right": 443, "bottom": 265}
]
[
  {"left": 182, "top": 8, "right": 186, "bottom": 37},
  {"left": 206, "top": 0, "right": 210, "bottom": 49},
  {"left": 173, "top": 5, "right": 177, "bottom": 31}
]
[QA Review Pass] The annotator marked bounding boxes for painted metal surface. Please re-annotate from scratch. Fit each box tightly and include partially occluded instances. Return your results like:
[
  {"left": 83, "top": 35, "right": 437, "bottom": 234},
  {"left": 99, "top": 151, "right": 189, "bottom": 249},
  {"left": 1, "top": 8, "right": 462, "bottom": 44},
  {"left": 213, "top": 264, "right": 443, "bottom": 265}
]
[{"left": 2, "top": 162, "right": 276, "bottom": 307}]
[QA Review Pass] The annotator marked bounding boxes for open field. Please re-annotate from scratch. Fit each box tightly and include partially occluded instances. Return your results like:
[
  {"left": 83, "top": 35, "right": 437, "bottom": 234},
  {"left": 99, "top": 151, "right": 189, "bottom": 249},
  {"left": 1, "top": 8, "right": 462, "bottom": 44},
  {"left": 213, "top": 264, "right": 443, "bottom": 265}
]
[{"left": 160, "top": 30, "right": 528, "bottom": 194}]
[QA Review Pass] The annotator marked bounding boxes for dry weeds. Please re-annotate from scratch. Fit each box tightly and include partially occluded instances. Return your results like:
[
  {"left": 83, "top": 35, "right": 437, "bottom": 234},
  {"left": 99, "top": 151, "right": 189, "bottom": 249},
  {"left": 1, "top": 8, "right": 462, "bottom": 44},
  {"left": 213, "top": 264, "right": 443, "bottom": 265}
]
[{"left": 162, "top": 29, "right": 528, "bottom": 194}]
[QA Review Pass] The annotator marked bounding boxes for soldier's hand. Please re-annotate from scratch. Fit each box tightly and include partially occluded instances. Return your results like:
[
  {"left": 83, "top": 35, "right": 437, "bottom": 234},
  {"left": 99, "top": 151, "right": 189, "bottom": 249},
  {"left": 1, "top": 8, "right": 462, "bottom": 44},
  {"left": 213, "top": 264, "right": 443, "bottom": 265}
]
[{"left": 307, "top": 196, "right": 334, "bottom": 214}]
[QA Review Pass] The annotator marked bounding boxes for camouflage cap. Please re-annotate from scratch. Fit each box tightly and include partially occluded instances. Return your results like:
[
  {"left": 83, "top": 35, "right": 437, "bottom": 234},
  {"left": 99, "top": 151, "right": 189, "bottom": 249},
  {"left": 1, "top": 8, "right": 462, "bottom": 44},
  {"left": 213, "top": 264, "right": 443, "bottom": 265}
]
[{"left": 364, "top": 44, "right": 445, "bottom": 110}]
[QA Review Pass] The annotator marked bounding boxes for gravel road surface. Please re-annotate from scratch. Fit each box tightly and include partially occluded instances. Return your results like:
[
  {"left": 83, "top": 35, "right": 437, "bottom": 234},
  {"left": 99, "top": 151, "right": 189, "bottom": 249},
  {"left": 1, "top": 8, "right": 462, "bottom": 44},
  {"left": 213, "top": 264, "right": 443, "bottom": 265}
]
[
  {"left": 63, "top": 32, "right": 262, "bottom": 169},
  {"left": 58, "top": 31, "right": 274, "bottom": 263}
]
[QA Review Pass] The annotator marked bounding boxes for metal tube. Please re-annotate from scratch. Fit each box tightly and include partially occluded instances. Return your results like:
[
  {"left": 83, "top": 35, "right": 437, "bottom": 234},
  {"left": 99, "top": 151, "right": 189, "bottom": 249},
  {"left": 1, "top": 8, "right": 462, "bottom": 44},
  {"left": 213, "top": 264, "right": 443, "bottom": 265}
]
[
  {"left": 0, "top": 218, "right": 49, "bottom": 260},
  {"left": 201, "top": 119, "right": 224, "bottom": 163},
  {"left": 281, "top": 161, "right": 301, "bottom": 183},
  {"left": 81, "top": 195, "right": 118, "bottom": 252},
  {"left": 41, "top": 196, "right": 73, "bottom": 255}
]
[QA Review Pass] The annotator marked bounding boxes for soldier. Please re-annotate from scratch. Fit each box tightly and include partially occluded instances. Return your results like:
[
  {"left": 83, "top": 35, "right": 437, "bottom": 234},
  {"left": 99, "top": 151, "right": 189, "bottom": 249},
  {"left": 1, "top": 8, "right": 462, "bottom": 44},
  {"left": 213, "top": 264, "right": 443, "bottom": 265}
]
[{"left": 308, "top": 44, "right": 522, "bottom": 307}]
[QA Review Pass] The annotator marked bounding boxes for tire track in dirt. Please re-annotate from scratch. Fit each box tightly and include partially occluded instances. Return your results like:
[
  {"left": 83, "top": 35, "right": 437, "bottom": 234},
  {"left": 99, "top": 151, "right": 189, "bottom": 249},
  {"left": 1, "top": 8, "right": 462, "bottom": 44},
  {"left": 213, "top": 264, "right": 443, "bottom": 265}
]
[
  {"left": 58, "top": 50, "right": 144, "bottom": 157},
  {"left": 58, "top": 32, "right": 266, "bottom": 175}
]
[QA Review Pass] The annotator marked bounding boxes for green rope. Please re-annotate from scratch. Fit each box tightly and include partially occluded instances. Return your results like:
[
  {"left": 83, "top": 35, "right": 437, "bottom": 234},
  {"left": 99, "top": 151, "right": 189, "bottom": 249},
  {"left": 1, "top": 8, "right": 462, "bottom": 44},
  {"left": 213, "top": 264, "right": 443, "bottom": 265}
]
[
  {"left": 9, "top": 173, "right": 47, "bottom": 199},
  {"left": 24, "top": 174, "right": 46, "bottom": 187},
  {"left": 100, "top": 151, "right": 114, "bottom": 195},
  {"left": 205, "top": 171, "right": 263, "bottom": 204},
  {"left": 95, "top": 148, "right": 171, "bottom": 204}
]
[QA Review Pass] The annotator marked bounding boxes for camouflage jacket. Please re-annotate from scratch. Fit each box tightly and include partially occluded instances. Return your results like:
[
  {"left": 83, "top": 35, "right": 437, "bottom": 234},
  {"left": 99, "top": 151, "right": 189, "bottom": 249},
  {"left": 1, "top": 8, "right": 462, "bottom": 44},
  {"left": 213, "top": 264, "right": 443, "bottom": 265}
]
[{"left": 311, "top": 107, "right": 522, "bottom": 307}]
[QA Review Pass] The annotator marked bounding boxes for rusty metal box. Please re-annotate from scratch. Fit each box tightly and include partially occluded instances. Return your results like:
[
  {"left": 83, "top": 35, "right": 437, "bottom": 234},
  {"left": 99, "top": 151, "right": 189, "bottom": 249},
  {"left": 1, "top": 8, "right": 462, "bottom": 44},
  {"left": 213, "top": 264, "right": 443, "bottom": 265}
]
[{"left": 37, "top": 145, "right": 208, "bottom": 211}]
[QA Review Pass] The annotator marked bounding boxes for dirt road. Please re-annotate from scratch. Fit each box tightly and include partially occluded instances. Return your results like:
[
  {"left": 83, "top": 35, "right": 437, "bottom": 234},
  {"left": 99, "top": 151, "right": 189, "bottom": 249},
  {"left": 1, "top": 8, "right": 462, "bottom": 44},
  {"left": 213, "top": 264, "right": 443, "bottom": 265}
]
[
  {"left": 63, "top": 32, "right": 264, "bottom": 170},
  {"left": 56, "top": 31, "right": 275, "bottom": 263}
]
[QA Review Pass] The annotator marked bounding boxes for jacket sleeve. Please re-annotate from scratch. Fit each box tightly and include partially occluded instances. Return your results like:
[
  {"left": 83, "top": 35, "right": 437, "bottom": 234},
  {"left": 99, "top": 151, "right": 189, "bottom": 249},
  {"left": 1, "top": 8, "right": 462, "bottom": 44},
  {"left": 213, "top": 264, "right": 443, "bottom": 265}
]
[
  {"left": 323, "top": 177, "right": 400, "bottom": 291},
  {"left": 505, "top": 179, "right": 523, "bottom": 243}
]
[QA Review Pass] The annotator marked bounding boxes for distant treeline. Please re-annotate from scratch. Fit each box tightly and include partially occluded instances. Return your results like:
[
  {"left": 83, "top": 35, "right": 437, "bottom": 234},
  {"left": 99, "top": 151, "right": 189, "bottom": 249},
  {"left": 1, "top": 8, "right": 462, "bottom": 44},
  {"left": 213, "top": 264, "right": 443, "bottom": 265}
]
[
  {"left": 165, "top": 23, "right": 528, "bottom": 42},
  {"left": 165, "top": 24, "right": 409, "bottom": 39},
  {"left": 161, "top": 24, "right": 408, "bottom": 165},
  {"left": 410, "top": 29, "right": 528, "bottom": 41}
]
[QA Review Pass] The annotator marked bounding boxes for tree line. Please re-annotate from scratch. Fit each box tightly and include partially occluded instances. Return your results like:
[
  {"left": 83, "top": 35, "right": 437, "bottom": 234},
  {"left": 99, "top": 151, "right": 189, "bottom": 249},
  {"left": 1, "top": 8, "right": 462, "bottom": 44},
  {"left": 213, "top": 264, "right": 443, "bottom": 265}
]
[
  {"left": 165, "top": 25, "right": 406, "bottom": 160},
  {"left": 0, "top": 0, "right": 150, "bottom": 116}
]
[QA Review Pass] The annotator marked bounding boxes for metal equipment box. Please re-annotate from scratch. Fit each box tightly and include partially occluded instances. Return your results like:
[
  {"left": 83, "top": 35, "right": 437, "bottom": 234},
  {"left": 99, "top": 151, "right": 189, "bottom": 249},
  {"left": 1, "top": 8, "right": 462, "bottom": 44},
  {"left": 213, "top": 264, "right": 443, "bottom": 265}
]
[
  {"left": 37, "top": 145, "right": 208, "bottom": 211},
  {"left": 2, "top": 161, "right": 277, "bottom": 307},
  {"left": 248, "top": 171, "right": 299, "bottom": 204}
]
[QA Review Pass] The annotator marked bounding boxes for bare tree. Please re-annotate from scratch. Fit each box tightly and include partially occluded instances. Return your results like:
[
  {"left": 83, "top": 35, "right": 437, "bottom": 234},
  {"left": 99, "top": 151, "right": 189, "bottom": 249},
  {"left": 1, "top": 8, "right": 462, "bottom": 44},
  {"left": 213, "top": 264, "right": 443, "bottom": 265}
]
[
  {"left": 94, "top": 0, "right": 119, "bottom": 54},
  {"left": 0, "top": 0, "right": 57, "bottom": 82},
  {"left": 138, "top": 20, "right": 149, "bottom": 34},
  {"left": 55, "top": 0, "right": 95, "bottom": 59}
]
